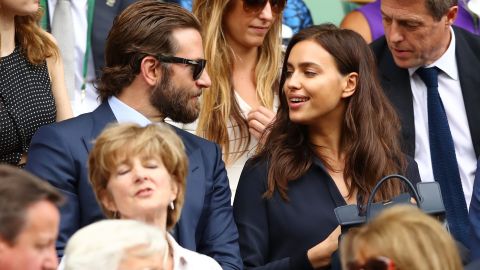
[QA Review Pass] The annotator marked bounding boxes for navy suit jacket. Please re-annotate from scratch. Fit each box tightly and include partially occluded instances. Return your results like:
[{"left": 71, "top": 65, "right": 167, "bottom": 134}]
[
  {"left": 45, "top": 0, "right": 136, "bottom": 77},
  {"left": 25, "top": 102, "right": 242, "bottom": 270},
  {"left": 370, "top": 26, "right": 480, "bottom": 158},
  {"left": 469, "top": 158, "right": 480, "bottom": 260}
]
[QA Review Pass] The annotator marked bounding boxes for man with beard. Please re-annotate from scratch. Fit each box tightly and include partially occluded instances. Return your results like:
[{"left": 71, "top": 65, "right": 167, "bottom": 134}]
[{"left": 25, "top": 2, "right": 242, "bottom": 270}]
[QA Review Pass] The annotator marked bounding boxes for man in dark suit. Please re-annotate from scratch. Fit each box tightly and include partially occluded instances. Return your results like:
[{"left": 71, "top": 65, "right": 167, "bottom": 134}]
[
  {"left": 26, "top": 2, "right": 242, "bottom": 269},
  {"left": 371, "top": 0, "right": 480, "bottom": 247},
  {"left": 40, "top": 0, "right": 137, "bottom": 115}
]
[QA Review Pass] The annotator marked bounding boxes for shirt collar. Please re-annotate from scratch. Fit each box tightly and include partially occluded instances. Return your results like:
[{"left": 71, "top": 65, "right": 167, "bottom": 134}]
[
  {"left": 408, "top": 27, "right": 458, "bottom": 80},
  {"left": 108, "top": 96, "right": 151, "bottom": 127}
]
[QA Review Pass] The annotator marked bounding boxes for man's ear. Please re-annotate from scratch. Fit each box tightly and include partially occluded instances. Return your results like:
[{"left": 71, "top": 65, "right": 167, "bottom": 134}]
[
  {"left": 139, "top": 56, "right": 162, "bottom": 87},
  {"left": 341, "top": 72, "right": 358, "bottom": 98},
  {"left": 446, "top": 6, "right": 458, "bottom": 26}
]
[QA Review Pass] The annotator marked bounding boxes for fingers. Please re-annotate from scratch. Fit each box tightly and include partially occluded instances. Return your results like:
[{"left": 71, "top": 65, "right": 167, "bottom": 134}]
[{"left": 247, "top": 106, "right": 276, "bottom": 141}]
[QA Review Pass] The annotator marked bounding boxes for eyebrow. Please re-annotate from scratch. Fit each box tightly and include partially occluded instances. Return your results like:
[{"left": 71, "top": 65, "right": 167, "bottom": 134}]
[{"left": 286, "top": 62, "right": 322, "bottom": 69}]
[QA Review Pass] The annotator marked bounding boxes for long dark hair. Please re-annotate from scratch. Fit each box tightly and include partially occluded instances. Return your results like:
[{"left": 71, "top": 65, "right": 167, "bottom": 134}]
[{"left": 256, "top": 24, "right": 405, "bottom": 203}]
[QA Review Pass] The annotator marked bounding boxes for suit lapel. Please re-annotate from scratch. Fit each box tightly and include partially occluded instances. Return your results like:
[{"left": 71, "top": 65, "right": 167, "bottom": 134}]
[
  {"left": 455, "top": 28, "right": 480, "bottom": 157},
  {"left": 173, "top": 130, "right": 206, "bottom": 249},
  {"left": 378, "top": 49, "right": 416, "bottom": 156},
  {"left": 81, "top": 102, "right": 117, "bottom": 153}
]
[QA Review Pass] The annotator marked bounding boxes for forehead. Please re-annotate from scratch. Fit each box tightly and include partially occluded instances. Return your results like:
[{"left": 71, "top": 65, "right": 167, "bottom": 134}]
[
  {"left": 287, "top": 40, "right": 335, "bottom": 66},
  {"left": 171, "top": 27, "right": 204, "bottom": 59},
  {"left": 381, "top": 0, "right": 432, "bottom": 20}
]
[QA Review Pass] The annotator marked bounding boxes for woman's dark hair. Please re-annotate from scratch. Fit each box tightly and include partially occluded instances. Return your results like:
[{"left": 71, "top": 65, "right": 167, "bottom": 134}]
[{"left": 256, "top": 24, "right": 405, "bottom": 204}]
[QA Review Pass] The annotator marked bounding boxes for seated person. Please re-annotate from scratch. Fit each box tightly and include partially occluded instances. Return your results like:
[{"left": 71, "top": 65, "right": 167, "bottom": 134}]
[
  {"left": 87, "top": 123, "right": 222, "bottom": 269},
  {"left": 341, "top": 205, "right": 462, "bottom": 270},
  {"left": 340, "top": 0, "right": 479, "bottom": 43},
  {"left": 0, "top": 165, "right": 63, "bottom": 270},
  {"left": 64, "top": 220, "right": 170, "bottom": 270},
  {"left": 233, "top": 24, "right": 420, "bottom": 270}
]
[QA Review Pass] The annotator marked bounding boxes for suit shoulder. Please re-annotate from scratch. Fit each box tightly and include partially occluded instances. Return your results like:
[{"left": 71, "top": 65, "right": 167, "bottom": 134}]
[{"left": 34, "top": 112, "right": 94, "bottom": 139}]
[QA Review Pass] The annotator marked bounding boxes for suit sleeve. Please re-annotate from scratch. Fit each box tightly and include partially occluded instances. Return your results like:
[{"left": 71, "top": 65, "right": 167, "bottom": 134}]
[
  {"left": 25, "top": 125, "right": 80, "bottom": 257},
  {"left": 233, "top": 160, "right": 312, "bottom": 270},
  {"left": 197, "top": 143, "right": 243, "bottom": 270}
]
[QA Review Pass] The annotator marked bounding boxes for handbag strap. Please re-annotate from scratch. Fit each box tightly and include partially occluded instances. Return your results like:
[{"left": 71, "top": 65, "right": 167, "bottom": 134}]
[{"left": 365, "top": 174, "right": 421, "bottom": 221}]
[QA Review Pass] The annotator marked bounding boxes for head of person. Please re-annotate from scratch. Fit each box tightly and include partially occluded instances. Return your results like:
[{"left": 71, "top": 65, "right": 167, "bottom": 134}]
[
  {"left": 192, "top": 0, "right": 284, "bottom": 160},
  {"left": 259, "top": 24, "right": 404, "bottom": 202},
  {"left": 340, "top": 205, "right": 462, "bottom": 270},
  {"left": 97, "top": 0, "right": 211, "bottom": 124},
  {"left": 0, "top": 0, "right": 58, "bottom": 64},
  {"left": 88, "top": 123, "right": 188, "bottom": 231},
  {"left": 381, "top": 0, "right": 458, "bottom": 68},
  {"left": 0, "top": 165, "right": 63, "bottom": 270},
  {"left": 64, "top": 219, "right": 169, "bottom": 270}
]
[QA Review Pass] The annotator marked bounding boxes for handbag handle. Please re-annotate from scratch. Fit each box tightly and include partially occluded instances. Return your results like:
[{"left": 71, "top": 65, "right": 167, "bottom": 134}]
[{"left": 365, "top": 174, "right": 421, "bottom": 221}]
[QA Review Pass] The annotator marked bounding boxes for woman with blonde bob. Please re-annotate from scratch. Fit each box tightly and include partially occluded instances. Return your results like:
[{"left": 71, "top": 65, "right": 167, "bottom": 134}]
[
  {"left": 88, "top": 123, "right": 221, "bottom": 270},
  {"left": 192, "top": 0, "right": 285, "bottom": 195},
  {"left": 340, "top": 205, "right": 462, "bottom": 270},
  {"left": 0, "top": 0, "right": 72, "bottom": 166}
]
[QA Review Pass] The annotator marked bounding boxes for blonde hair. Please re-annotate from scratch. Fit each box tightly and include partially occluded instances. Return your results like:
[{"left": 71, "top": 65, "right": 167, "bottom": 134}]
[
  {"left": 340, "top": 205, "right": 462, "bottom": 270},
  {"left": 0, "top": 6, "right": 59, "bottom": 64},
  {"left": 88, "top": 123, "right": 188, "bottom": 230},
  {"left": 193, "top": 0, "right": 282, "bottom": 163}
]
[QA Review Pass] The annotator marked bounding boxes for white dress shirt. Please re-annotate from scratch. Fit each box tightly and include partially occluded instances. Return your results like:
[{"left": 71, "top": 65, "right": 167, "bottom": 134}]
[
  {"left": 408, "top": 28, "right": 477, "bottom": 208},
  {"left": 48, "top": 0, "right": 100, "bottom": 116}
]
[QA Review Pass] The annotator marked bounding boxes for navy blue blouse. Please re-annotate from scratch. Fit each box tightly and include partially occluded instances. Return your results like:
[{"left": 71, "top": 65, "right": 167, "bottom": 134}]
[{"left": 233, "top": 157, "right": 421, "bottom": 270}]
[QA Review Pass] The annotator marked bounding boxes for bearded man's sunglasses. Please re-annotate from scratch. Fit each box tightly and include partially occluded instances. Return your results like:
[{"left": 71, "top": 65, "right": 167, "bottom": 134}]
[{"left": 156, "top": 55, "right": 207, "bottom": 81}]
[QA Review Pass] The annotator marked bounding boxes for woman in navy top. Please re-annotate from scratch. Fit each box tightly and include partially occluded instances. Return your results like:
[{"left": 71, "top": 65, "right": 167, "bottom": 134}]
[{"left": 233, "top": 24, "right": 420, "bottom": 270}]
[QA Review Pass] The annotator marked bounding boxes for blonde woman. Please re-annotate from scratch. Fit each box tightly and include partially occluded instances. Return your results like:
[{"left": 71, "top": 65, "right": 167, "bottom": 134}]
[
  {"left": 192, "top": 0, "right": 284, "bottom": 195},
  {"left": 88, "top": 123, "right": 222, "bottom": 270},
  {"left": 341, "top": 205, "right": 462, "bottom": 270},
  {"left": 0, "top": 0, "right": 72, "bottom": 166}
]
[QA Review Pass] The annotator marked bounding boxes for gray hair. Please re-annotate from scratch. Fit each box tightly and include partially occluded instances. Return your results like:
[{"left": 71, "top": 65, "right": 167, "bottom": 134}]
[
  {"left": 426, "top": 0, "right": 458, "bottom": 20},
  {"left": 64, "top": 220, "right": 168, "bottom": 270}
]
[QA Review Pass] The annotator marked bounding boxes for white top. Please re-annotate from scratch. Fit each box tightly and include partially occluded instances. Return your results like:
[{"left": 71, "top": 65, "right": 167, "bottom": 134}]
[
  {"left": 167, "top": 234, "right": 222, "bottom": 270},
  {"left": 408, "top": 28, "right": 477, "bottom": 208},
  {"left": 166, "top": 93, "right": 278, "bottom": 201},
  {"left": 58, "top": 233, "right": 221, "bottom": 270},
  {"left": 48, "top": 0, "right": 99, "bottom": 116}
]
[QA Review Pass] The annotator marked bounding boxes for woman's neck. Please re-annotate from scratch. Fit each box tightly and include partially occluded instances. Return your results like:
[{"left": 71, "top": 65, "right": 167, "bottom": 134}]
[
  {"left": 308, "top": 117, "right": 344, "bottom": 164},
  {"left": 0, "top": 11, "right": 16, "bottom": 57}
]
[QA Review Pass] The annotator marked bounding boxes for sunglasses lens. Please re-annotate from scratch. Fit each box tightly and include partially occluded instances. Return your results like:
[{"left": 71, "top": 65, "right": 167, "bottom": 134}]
[
  {"left": 270, "top": 0, "right": 286, "bottom": 13},
  {"left": 243, "top": 0, "right": 266, "bottom": 12},
  {"left": 243, "top": 0, "right": 285, "bottom": 13},
  {"left": 192, "top": 60, "right": 206, "bottom": 80}
]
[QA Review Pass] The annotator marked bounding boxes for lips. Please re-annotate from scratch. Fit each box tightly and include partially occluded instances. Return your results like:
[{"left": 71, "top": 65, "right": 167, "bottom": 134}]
[
  {"left": 135, "top": 187, "right": 153, "bottom": 197},
  {"left": 287, "top": 95, "right": 310, "bottom": 109}
]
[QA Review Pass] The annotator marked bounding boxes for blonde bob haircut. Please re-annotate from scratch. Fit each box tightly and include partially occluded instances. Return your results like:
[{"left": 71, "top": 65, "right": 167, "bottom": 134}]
[
  {"left": 88, "top": 123, "right": 188, "bottom": 230},
  {"left": 193, "top": 0, "right": 282, "bottom": 164},
  {"left": 340, "top": 205, "right": 462, "bottom": 270}
]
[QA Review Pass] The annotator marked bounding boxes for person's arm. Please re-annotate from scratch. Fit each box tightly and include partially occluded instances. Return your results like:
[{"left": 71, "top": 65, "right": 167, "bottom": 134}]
[
  {"left": 234, "top": 160, "right": 340, "bottom": 270},
  {"left": 44, "top": 32, "right": 73, "bottom": 121},
  {"left": 197, "top": 143, "right": 243, "bottom": 270},
  {"left": 340, "top": 10, "right": 373, "bottom": 43},
  {"left": 25, "top": 124, "right": 80, "bottom": 257}
]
